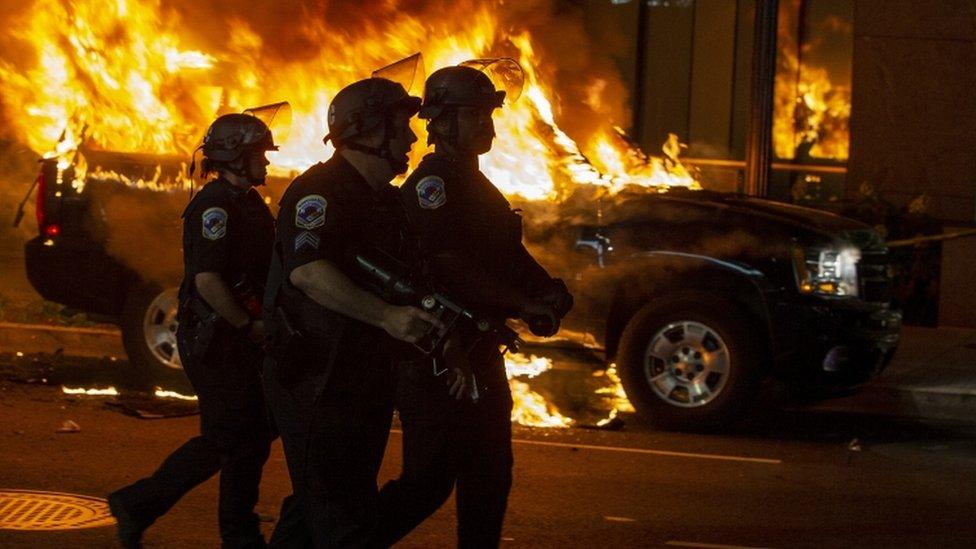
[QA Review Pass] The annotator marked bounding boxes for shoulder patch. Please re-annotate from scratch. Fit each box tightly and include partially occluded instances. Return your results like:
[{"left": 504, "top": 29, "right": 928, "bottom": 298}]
[
  {"left": 295, "top": 194, "right": 327, "bottom": 229},
  {"left": 416, "top": 176, "right": 446, "bottom": 209},
  {"left": 201, "top": 207, "right": 228, "bottom": 240}
]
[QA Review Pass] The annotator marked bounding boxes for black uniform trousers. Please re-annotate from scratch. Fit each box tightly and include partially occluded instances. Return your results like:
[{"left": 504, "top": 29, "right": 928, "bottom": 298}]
[
  {"left": 110, "top": 322, "right": 273, "bottom": 548},
  {"left": 376, "top": 352, "right": 514, "bottom": 548},
  {"left": 264, "top": 331, "right": 397, "bottom": 548}
]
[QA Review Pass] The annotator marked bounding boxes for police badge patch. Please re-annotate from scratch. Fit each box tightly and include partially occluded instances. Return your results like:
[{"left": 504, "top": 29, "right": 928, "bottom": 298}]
[
  {"left": 416, "top": 176, "right": 446, "bottom": 209},
  {"left": 296, "top": 194, "right": 327, "bottom": 229},
  {"left": 201, "top": 207, "right": 227, "bottom": 240}
]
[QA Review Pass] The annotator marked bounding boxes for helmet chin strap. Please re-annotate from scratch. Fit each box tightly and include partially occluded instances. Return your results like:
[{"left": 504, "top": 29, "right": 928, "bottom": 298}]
[
  {"left": 428, "top": 107, "right": 460, "bottom": 149},
  {"left": 344, "top": 117, "right": 407, "bottom": 175},
  {"left": 244, "top": 157, "right": 267, "bottom": 187},
  {"left": 221, "top": 149, "right": 266, "bottom": 187}
]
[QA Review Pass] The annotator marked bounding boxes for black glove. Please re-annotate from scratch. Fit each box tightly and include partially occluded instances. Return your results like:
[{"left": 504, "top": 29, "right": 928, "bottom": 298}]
[
  {"left": 540, "top": 278, "right": 573, "bottom": 320},
  {"left": 519, "top": 299, "right": 560, "bottom": 337}
]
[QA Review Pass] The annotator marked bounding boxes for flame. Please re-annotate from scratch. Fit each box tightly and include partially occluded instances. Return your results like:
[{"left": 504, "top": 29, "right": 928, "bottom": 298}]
[
  {"left": 505, "top": 353, "right": 572, "bottom": 428},
  {"left": 773, "top": 55, "right": 851, "bottom": 161},
  {"left": 86, "top": 165, "right": 193, "bottom": 192},
  {"left": 0, "top": 1, "right": 701, "bottom": 428},
  {"left": 773, "top": 1, "right": 851, "bottom": 161},
  {"left": 593, "top": 363, "right": 634, "bottom": 414},
  {"left": 154, "top": 388, "right": 199, "bottom": 401},
  {"left": 59, "top": 385, "right": 198, "bottom": 400},
  {"left": 0, "top": 0, "right": 216, "bottom": 156},
  {"left": 0, "top": 0, "right": 698, "bottom": 199},
  {"left": 62, "top": 386, "right": 119, "bottom": 396}
]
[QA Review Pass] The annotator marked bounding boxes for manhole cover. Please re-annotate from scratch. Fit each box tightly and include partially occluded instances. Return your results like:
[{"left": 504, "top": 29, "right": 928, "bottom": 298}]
[{"left": 0, "top": 490, "right": 115, "bottom": 530}]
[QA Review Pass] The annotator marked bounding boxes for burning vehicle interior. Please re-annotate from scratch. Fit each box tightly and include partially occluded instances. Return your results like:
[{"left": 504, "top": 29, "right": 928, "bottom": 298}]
[{"left": 1, "top": 0, "right": 899, "bottom": 431}]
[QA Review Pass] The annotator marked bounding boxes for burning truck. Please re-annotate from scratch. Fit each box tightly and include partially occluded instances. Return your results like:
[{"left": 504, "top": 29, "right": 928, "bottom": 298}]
[{"left": 4, "top": 0, "right": 899, "bottom": 431}]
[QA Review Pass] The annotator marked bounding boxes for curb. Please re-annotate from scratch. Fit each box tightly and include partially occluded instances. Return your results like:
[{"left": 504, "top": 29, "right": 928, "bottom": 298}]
[
  {"left": 0, "top": 321, "right": 125, "bottom": 359},
  {"left": 812, "top": 382, "right": 976, "bottom": 424}
]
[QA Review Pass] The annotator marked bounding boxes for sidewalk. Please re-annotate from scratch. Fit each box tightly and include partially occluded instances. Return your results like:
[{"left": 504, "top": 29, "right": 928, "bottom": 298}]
[{"left": 816, "top": 326, "right": 976, "bottom": 422}]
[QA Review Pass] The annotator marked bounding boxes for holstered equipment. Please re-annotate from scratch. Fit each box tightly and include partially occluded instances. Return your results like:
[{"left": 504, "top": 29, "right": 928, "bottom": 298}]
[
  {"left": 182, "top": 295, "right": 222, "bottom": 360},
  {"left": 262, "top": 242, "right": 344, "bottom": 387}
]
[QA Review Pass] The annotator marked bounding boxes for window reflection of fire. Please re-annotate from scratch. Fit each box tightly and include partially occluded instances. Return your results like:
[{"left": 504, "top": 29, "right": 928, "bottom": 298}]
[{"left": 773, "top": 0, "right": 853, "bottom": 162}]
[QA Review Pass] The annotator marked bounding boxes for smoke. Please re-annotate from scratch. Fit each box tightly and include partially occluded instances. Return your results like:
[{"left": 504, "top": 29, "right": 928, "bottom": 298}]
[
  {"left": 517, "top": 186, "right": 791, "bottom": 334},
  {"left": 0, "top": 3, "right": 41, "bottom": 245},
  {"left": 85, "top": 183, "right": 185, "bottom": 287},
  {"left": 0, "top": 139, "right": 42, "bottom": 245},
  {"left": 496, "top": 1, "right": 634, "bottom": 143}
]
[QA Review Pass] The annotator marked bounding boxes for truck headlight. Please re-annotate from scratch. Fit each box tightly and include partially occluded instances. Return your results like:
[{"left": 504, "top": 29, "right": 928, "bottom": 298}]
[{"left": 793, "top": 246, "right": 860, "bottom": 297}]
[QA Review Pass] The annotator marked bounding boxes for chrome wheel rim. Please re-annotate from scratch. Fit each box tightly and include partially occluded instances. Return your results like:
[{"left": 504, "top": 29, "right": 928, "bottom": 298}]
[
  {"left": 642, "top": 320, "right": 730, "bottom": 408},
  {"left": 143, "top": 288, "right": 182, "bottom": 371}
]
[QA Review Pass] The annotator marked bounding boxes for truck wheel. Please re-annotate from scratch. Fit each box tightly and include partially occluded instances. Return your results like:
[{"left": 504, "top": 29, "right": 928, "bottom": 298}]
[
  {"left": 120, "top": 283, "right": 192, "bottom": 393},
  {"left": 617, "top": 295, "right": 762, "bottom": 432}
]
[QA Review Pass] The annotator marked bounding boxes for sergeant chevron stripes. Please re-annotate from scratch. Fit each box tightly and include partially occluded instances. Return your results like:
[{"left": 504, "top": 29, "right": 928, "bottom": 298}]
[{"left": 294, "top": 231, "right": 320, "bottom": 251}]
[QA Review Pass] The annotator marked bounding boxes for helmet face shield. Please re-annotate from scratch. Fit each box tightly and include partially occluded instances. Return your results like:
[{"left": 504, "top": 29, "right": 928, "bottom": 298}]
[
  {"left": 196, "top": 112, "right": 277, "bottom": 184},
  {"left": 459, "top": 57, "right": 524, "bottom": 104},
  {"left": 202, "top": 113, "right": 277, "bottom": 163},
  {"left": 419, "top": 61, "right": 522, "bottom": 121},
  {"left": 372, "top": 53, "right": 426, "bottom": 97},
  {"left": 243, "top": 101, "right": 291, "bottom": 148}
]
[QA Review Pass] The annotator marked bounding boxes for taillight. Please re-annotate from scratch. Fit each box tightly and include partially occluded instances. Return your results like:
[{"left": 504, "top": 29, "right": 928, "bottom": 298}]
[
  {"left": 35, "top": 168, "right": 46, "bottom": 230},
  {"left": 44, "top": 224, "right": 61, "bottom": 237}
]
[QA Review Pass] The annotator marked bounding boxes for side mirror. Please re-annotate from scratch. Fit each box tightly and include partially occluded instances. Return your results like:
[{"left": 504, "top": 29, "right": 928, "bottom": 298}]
[{"left": 575, "top": 227, "right": 613, "bottom": 267}]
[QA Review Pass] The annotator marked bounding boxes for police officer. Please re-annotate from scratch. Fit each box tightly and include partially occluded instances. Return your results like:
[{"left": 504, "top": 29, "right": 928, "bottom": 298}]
[
  {"left": 262, "top": 77, "right": 441, "bottom": 548},
  {"left": 108, "top": 113, "right": 278, "bottom": 548},
  {"left": 376, "top": 65, "right": 573, "bottom": 548}
]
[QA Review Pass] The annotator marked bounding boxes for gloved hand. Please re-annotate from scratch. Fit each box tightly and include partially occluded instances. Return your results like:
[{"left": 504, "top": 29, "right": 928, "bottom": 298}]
[
  {"left": 443, "top": 332, "right": 476, "bottom": 401},
  {"left": 519, "top": 298, "right": 560, "bottom": 337},
  {"left": 540, "top": 278, "right": 573, "bottom": 319}
]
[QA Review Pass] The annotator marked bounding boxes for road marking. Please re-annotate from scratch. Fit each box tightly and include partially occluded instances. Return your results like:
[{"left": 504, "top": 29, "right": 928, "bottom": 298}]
[
  {"left": 666, "top": 542, "right": 774, "bottom": 549},
  {"left": 604, "top": 516, "right": 636, "bottom": 522},
  {"left": 389, "top": 430, "right": 781, "bottom": 465},
  {"left": 509, "top": 438, "right": 781, "bottom": 464}
]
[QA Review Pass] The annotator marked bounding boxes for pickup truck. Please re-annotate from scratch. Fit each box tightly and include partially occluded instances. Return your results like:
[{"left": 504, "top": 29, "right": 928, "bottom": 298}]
[{"left": 21, "top": 149, "right": 901, "bottom": 431}]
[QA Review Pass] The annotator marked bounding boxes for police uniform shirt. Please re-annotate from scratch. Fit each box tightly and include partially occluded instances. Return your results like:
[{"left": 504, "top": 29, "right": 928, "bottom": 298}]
[
  {"left": 400, "top": 152, "right": 541, "bottom": 312},
  {"left": 276, "top": 153, "right": 410, "bottom": 295},
  {"left": 181, "top": 177, "right": 275, "bottom": 298}
]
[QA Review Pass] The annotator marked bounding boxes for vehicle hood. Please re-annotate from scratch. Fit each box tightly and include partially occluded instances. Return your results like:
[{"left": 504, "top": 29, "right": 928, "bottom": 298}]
[
  {"left": 601, "top": 189, "right": 882, "bottom": 251},
  {"left": 716, "top": 195, "right": 867, "bottom": 234}
]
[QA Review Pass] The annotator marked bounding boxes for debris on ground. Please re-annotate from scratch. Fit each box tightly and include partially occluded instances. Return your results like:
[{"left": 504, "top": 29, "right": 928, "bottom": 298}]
[{"left": 56, "top": 419, "right": 80, "bottom": 433}]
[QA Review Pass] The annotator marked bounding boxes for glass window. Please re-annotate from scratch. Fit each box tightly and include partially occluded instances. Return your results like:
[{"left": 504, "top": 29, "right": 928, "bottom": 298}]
[{"left": 772, "top": 0, "right": 854, "bottom": 204}]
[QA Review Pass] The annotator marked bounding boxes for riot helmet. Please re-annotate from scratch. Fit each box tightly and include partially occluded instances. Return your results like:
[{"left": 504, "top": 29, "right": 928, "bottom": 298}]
[
  {"left": 420, "top": 60, "right": 523, "bottom": 152},
  {"left": 323, "top": 77, "right": 421, "bottom": 174},
  {"left": 419, "top": 65, "right": 506, "bottom": 122},
  {"left": 324, "top": 78, "right": 421, "bottom": 146},
  {"left": 200, "top": 113, "right": 277, "bottom": 185},
  {"left": 203, "top": 113, "right": 277, "bottom": 162}
]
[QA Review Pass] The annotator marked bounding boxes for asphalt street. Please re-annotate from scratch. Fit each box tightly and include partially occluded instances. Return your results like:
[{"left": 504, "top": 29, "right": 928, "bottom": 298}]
[{"left": 1, "top": 353, "right": 975, "bottom": 548}]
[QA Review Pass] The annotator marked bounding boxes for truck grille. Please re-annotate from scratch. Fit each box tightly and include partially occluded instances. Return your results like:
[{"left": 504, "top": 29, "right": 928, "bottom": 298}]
[{"left": 858, "top": 250, "right": 891, "bottom": 303}]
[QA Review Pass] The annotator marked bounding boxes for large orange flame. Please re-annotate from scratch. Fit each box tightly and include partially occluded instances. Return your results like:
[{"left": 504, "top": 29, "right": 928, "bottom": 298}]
[
  {"left": 0, "top": 0, "right": 702, "bottom": 429},
  {"left": 505, "top": 353, "right": 573, "bottom": 428},
  {"left": 0, "top": 0, "right": 698, "bottom": 199}
]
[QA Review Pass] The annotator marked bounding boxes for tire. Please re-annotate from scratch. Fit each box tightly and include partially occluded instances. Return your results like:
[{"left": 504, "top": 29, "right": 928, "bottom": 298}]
[
  {"left": 617, "top": 294, "right": 763, "bottom": 432},
  {"left": 120, "top": 283, "right": 192, "bottom": 393}
]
